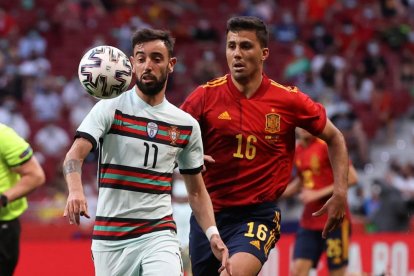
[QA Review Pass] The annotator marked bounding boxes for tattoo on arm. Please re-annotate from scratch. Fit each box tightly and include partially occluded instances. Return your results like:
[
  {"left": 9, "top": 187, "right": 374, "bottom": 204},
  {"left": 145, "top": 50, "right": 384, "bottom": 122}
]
[{"left": 63, "top": 159, "right": 82, "bottom": 177}]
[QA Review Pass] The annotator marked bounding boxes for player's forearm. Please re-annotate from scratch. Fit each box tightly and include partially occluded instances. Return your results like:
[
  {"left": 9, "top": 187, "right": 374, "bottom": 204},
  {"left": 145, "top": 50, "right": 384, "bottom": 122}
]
[
  {"left": 63, "top": 158, "right": 84, "bottom": 193},
  {"left": 187, "top": 188, "right": 216, "bottom": 232},
  {"left": 63, "top": 138, "right": 92, "bottom": 192},
  {"left": 316, "top": 185, "right": 334, "bottom": 199},
  {"left": 326, "top": 133, "right": 349, "bottom": 197}
]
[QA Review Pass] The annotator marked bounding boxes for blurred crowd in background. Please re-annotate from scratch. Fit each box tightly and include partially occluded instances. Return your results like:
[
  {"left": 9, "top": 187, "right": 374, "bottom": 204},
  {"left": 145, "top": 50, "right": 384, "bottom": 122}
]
[{"left": 1, "top": 0, "right": 414, "bottom": 242}]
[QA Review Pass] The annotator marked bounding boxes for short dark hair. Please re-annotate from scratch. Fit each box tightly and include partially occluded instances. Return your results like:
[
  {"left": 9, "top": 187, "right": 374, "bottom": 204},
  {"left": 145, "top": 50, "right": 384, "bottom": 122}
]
[
  {"left": 226, "top": 16, "right": 269, "bottom": 48},
  {"left": 131, "top": 28, "right": 175, "bottom": 57}
]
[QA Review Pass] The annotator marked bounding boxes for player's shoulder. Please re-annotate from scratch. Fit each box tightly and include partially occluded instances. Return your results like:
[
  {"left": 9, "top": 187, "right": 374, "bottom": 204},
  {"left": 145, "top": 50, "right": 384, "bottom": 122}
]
[
  {"left": 200, "top": 75, "right": 228, "bottom": 91},
  {"left": 268, "top": 79, "right": 300, "bottom": 94}
]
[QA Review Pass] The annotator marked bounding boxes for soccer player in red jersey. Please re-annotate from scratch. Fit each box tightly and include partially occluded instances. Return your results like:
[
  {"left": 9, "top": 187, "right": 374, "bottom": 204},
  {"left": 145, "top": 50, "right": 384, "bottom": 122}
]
[
  {"left": 181, "top": 16, "right": 350, "bottom": 276},
  {"left": 283, "top": 128, "right": 358, "bottom": 276}
]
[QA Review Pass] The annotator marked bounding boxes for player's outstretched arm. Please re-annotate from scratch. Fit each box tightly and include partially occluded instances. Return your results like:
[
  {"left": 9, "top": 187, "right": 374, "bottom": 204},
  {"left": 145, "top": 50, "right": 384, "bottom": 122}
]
[
  {"left": 314, "top": 119, "right": 349, "bottom": 238},
  {"left": 63, "top": 138, "right": 93, "bottom": 225},
  {"left": 182, "top": 173, "right": 232, "bottom": 275}
]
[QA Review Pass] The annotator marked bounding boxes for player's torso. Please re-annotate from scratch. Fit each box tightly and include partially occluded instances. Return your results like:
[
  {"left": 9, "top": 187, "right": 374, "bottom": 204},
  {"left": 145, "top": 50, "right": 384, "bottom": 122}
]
[
  {"left": 199, "top": 79, "right": 298, "bottom": 209},
  {"left": 92, "top": 95, "right": 192, "bottom": 244},
  {"left": 295, "top": 139, "right": 333, "bottom": 191},
  {"left": 295, "top": 140, "right": 337, "bottom": 229}
]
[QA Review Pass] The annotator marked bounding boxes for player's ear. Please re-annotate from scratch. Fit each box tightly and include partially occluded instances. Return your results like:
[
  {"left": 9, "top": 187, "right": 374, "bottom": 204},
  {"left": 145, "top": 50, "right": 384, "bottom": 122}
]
[
  {"left": 168, "top": 57, "right": 177, "bottom": 73},
  {"left": 262, "top": 48, "right": 269, "bottom": 61}
]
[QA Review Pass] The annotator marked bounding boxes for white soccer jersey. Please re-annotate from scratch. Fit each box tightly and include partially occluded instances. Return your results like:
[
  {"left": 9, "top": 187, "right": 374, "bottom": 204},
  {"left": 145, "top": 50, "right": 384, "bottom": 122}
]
[{"left": 76, "top": 89, "right": 203, "bottom": 251}]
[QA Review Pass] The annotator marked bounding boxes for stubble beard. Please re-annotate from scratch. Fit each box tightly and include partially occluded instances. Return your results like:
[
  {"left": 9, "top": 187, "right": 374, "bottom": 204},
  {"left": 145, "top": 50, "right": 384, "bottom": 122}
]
[{"left": 136, "top": 69, "right": 168, "bottom": 96}]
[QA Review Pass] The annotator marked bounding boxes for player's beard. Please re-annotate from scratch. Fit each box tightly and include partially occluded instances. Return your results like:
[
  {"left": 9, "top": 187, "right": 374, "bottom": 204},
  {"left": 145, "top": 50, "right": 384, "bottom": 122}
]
[{"left": 136, "top": 69, "right": 168, "bottom": 96}]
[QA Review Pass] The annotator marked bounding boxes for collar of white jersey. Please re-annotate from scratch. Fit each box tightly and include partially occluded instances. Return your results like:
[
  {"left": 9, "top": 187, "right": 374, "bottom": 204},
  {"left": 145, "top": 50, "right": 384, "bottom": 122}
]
[{"left": 131, "top": 88, "right": 169, "bottom": 110}]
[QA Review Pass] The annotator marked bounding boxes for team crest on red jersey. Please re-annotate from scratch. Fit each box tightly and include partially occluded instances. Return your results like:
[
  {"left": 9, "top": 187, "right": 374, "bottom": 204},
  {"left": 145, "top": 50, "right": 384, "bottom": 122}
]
[
  {"left": 265, "top": 113, "right": 280, "bottom": 133},
  {"left": 168, "top": 126, "right": 180, "bottom": 145}
]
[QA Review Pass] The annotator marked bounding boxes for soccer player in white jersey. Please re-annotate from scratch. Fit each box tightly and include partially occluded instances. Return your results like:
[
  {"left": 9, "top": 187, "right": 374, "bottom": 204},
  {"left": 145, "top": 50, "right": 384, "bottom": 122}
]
[{"left": 63, "top": 28, "right": 231, "bottom": 276}]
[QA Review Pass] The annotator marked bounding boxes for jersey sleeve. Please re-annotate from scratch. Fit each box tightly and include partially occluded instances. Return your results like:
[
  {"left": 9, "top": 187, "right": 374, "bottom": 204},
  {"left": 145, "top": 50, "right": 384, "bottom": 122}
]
[
  {"left": 177, "top": 116, "right": 204, "bottom": 175},
  {"left": 75, "top": 99, "right": 114, "bottom": 151},
  {"left": 294, "top": 91, "right": 327, "bottom": 136},
  {"left": 0, "top": 125, "right": 33, "bottom": 167},
  {"left": 180, "top": 86, "right": 205, "bottom": 121}
]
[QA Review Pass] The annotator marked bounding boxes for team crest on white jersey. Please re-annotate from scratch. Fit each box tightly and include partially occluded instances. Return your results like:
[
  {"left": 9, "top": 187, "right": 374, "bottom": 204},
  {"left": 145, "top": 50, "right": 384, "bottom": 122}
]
[
  {"left": 168, "top": 126, "right": 180, "bottom": 145},
  {"left": 147, "top": 122, "right": 158, "bottom": 138}
]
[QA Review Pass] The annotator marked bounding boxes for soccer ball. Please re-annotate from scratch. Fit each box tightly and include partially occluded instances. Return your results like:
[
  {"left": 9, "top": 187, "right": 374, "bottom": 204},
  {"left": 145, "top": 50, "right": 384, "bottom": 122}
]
[{"left": 78, "top": 45, "right": 133, "bottom": 99}]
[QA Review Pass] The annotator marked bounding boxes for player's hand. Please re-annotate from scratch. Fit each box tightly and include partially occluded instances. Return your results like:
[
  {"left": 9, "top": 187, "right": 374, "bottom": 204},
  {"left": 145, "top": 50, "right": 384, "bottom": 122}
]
[
  {"left": 63, "top": 190, "right": 90, "bottom": 225},
  {"left": 202, "top": 155, "right": 215, "bottom": 172},
  {"left": 210, "top": 234, "right": 232, "bottom": 275},
  {"left": 312, "top": 193, "right": 346, "bottom": 238}
]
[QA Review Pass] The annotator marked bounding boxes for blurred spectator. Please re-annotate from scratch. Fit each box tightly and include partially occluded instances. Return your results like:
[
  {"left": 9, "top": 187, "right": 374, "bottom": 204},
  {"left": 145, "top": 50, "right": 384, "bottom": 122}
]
[
  {"left": 240, "top": 0, "right": 275, "bottom": 23},
  {"left": 0, "top": 95, "right": 30, "bottom": 140},
  {"left": 379, "top": 0, "right": 406, "bottom": 18},
  {"left": 348, "top": 185, "right": 368, "bottom": 217},
  {"left": 334, "top": 19, "right": 359, "bottom": 57},
  {"left": 368, "top": 179, "right": 410, "bottom": 232},
  {"left": 347, "top": 62, "right": 375, "bottom": 105},
  {"left": 298, "top": 0, "right": 336, "bottom": 25},
  {"left": 34, "top": 121, "right": 70, "bottom": 159},
  {"left": 69, "top": 94, "right": 95, "bottom": 131},
  {"left": 282, "top": 42, "right": 311, "bottom": 86},
  {"left": 61, "top": 74, "right": 89, "bottom": 108},
  {"left": 0, "top": 8, "right": 18, "bottom": 37},
  {"left": 33, "top": 119, "right": 70, "bottom": 183},
  {"left": 397, "top": 48, "right": 414, "bottom": 94},
  {"left": 387, "top": 160, "right": 414, "bottom": 215},
  {"left": 273, "top": 10, "right": 299, "bottom": 44},
  {"left": 362, "top": 39, "right": 388, "bottom": 81},
  {"left": 113, "top": 16, "right": 151, "bottom": 54},
  {"left": 0, "top": 51, "right": 24, "bottom": 102},
  {"left": 193, "top": 50, "right": 223, "bottom": 84},
  {"left": 18, "top": 51, "right": 51, "bottom": 79},
  {"left": 52, "top": 0, "right": 83, "bottom": 32},
  {"left": 296, "top": 70, "right": 325, "bottom": 101},
  {"left": 311, "top": 45, "right": 346, "bottom": 93},
  {"left": 31, "top": 75, "right": 64, "bottom": 122},
  {"left": 191, "top": 19, "right": 219, "bottom": 43},
  {"left": 307, "top": 22, "right": 334, "bottom": 55},
  {"left": 18, "top": 28, "right": 47, "bottom": 59},
  {"left": 381, "top": 17, "right": 411, "bottom": 51}
]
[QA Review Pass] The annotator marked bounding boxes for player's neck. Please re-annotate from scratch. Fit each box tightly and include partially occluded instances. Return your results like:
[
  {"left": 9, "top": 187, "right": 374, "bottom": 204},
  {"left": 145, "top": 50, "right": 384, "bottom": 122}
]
[
  {"left": 232, "top": 73, "right": 263, "bottom": 99},
  {"left": 135, "top": 88, "right": 165, "bottom": 106}
]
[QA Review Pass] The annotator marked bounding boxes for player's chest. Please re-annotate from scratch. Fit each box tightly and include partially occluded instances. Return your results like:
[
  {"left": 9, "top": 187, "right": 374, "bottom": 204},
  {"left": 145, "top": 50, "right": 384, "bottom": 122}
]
[{"left": 204, "top": 98, "right": 293, "bottom": 136}]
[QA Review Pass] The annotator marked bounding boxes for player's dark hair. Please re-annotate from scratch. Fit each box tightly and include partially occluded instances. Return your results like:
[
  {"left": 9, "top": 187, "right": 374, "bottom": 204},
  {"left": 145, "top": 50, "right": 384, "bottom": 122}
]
[
  {"left": 131, "top": 28, "right": 175, "bottom": 57},
  {"left": 226, "top": 16, "right": 269, "bottom": 48}
]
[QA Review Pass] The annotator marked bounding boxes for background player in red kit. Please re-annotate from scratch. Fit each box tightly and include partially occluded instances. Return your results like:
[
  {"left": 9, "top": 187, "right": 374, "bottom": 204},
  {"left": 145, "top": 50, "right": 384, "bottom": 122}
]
[
  {"left": 283, "top": 128, "right": 358, "bottom": 276},
  {"left": 181, "top": 16, "right": 350, "bottom": 276}
]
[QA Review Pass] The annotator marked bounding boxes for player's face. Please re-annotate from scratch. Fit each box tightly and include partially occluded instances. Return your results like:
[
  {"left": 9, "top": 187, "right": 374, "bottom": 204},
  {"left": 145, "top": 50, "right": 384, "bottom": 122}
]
[
  {"left": 226, "top": 30, "right": 269, "bottom": 83},
  {"left": 131, "top": 40, "right": 176, "bottom": 96}
]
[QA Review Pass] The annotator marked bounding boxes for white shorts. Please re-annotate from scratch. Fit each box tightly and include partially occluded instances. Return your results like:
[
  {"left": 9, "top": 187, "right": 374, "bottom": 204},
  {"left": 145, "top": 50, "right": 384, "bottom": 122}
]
[{"left": 92, "top": 230, "right": 183, "bottom": 276}]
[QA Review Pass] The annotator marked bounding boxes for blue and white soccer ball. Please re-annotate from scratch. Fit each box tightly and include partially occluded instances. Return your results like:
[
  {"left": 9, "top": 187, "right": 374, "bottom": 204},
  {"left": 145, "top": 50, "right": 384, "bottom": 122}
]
[{"left": 78, "top": 45, "right": 133, "bottom": 99}]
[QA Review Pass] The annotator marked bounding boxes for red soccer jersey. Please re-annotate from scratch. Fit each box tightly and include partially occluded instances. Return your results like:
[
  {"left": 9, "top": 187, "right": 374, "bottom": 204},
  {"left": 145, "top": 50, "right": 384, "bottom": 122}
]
[
  {"left": 295, "top": 138, "right": 351, "bottom": 230},
  {"left": 181, "top": 74, "right": 327, "bottom": 211}
]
